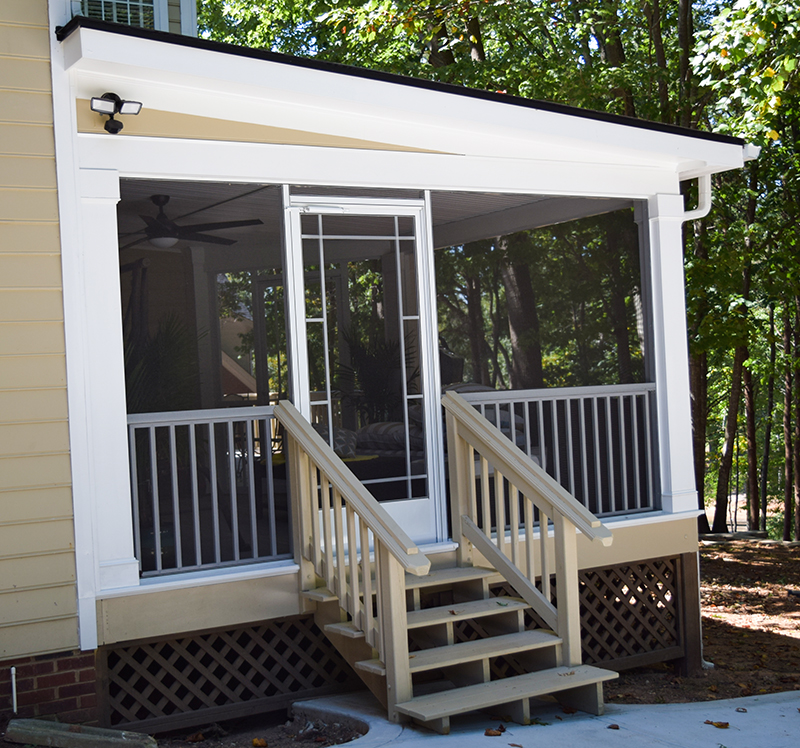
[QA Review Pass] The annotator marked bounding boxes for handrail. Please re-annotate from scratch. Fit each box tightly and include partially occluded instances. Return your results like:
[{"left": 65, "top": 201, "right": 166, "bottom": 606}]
[
  {"left": 458, "top": 381, "right": 655, "bottom": 403},
  {"left": 274, "top": 400, "right": 430, "bottom": 575},
  {"left": 442, "top": 391, "right": 612, "bottom": 546}
]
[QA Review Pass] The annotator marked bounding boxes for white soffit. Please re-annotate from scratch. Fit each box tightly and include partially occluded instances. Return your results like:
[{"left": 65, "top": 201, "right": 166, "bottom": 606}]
[{"left": 63, "top": 26, "right": 746, "bottom": 177}]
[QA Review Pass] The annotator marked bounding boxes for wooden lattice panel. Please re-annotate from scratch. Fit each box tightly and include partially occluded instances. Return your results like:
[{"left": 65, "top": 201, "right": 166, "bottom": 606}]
[
  {"left": 483, "top": 556, "right": 681, "bottom": 670},
  {"left": 579, "top": 558, "right": 679, "bottom": 664},
  {"left": 100, "top": 615, "right": 357, "bottom": 731}
]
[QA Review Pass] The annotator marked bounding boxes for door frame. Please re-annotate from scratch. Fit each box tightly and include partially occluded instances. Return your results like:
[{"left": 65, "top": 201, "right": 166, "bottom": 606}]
[{"left": 281, "top": 188, "right": 446, "bottom": 544}]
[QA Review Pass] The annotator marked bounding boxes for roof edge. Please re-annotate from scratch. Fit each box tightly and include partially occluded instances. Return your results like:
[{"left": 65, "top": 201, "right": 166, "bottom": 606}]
[{"left": 57, "top": 15, "right": 745, "bottom": 148}]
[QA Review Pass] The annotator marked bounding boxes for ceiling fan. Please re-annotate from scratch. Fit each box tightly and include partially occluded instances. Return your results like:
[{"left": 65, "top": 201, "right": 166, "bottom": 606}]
[{"left": 120, "top": 194, "right": 263, "bottom": 250}]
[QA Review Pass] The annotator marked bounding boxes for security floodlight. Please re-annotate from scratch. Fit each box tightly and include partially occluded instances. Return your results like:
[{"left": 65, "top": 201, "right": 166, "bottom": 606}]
[{"left": 89, "top": 92, "right": 143, "bottom": 134}]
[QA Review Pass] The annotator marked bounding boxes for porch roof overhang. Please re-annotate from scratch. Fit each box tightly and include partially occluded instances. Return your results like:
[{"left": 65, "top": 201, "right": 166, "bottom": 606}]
[{"left": 58, "top": 17, "right": 752, "bottom": 189}]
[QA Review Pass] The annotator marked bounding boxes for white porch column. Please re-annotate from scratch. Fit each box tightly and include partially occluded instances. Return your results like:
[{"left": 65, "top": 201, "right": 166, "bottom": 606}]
[
  {"left": 77, "top": 168, "right": 140, "bottom": 591},
  {"left": 646, "top": 194, "right": 698, "bottom": 514}
]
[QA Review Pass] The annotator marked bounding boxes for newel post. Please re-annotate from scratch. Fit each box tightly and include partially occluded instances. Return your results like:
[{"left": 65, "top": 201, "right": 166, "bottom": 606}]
[
  {"left": 377, "top": 543, "right": 412, "bottom": 722},
  {"left": 445, "top": 407, "right": 472, "bottom": 566},
  {"left": 285, "top": 433, "right": 316, "bottom": 596},
  {"left": 553, "top": 512, "right": 582, "bottom": 666}
]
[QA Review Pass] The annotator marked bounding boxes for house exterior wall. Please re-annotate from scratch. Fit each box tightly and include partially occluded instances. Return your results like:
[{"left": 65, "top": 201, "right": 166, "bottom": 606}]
[{"left": 0, "top": 0, "right": 79, "bottom": 660}]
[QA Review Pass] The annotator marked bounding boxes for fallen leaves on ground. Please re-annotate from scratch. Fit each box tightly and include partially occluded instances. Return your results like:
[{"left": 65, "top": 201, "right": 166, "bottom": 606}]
[{"left": 704, "top": 720, "right": 729, "bottom": 729}]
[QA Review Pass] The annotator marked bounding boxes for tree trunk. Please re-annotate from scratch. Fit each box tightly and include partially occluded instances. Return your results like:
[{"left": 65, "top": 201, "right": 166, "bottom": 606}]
[
  {"left": 760, "top": 304, "right": 776, "bottom": 532},
  {"left": 605, "top": 219, "right": 634, "bottom": 383},
  {"left": 712, "top": 345, "right": 747, "bottom": 532},
  {"left": 498, "top": 236, "right": 544, "bottom": 390},
  {"left": 465, "top": 17, "right": 485, "bottom": 62},
  {"left": 795, "top": 297, "right": 800, "bottom": 540},
  {"left": 465, "top": 272, "right": 490, "bottom": 385},
  {"left": 691, "top": 350, "right": 711, "bottom": 533},
  {"left": 784, "top": 302, "right": 793, "bottom": 542},
  {"left": 677, "top": 0, "right": 693, "bottom": 127},
  {"left": 643, "top": 0, "right": 670, "bottom": 122},
  {"left": 743, "top": 362, "right": 759, "bottom": 530}
]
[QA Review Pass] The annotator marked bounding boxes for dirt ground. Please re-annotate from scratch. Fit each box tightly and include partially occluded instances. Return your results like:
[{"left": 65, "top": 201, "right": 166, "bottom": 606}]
[{"left": 605, "top": 539, "right": 800, "bottom": 704}]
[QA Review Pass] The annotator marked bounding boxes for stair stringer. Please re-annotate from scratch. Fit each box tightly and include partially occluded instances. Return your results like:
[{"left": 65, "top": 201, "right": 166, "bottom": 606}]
[{"left": 311, "top": 598, "right": 388, "bottom": 710}]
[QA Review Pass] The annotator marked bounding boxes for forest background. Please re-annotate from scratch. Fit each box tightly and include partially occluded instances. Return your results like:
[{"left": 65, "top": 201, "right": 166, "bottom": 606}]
[{"left": 198, "top": 0, "right": 800, "bottom": 538}]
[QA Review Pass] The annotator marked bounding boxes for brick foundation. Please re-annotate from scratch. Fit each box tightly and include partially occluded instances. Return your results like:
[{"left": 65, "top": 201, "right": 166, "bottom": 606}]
[{"left": 0, "top": 651, "right": 98, "bottom": 725}]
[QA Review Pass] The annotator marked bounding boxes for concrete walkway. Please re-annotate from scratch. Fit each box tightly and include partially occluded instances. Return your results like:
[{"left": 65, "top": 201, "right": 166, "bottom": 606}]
[{"left": 294, "top": 690, "right": 799, "bottom": 748}]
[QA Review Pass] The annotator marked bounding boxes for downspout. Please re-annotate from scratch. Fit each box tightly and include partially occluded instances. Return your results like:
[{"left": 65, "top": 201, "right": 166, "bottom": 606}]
[{"left": 682, "top": 173, "right": 712, "bottom": 222}]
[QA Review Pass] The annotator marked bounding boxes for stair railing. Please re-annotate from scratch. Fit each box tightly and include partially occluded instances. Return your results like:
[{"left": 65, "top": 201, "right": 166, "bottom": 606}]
[
  {"left": 442, "top": 391, "right": 613, "bottom": 666},
  {"left": 274, "top": 400, "right": 430, "bottom": 719}
]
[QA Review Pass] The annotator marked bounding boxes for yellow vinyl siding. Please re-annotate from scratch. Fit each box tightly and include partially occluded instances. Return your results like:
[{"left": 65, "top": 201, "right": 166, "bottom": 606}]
[
  {"left": 0, "top": 551, "right": 76, "bottom": 589},
  {"left": 0, "top": 155, "right": 58, "bottom": 188},
  {"left": 0, "top": 584, "right": 77, "bottom": 626},
  {"left": 0, "top": 123, "right": 58, "bottom": 155},
  {"left": 0, "top": 1, "right": 78, "bottom": 659},
  {"left": 0, "top": 487, "right": 73, "bottom": 524}
]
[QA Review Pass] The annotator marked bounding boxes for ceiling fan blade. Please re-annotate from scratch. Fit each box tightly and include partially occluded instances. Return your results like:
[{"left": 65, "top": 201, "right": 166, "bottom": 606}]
[
  {"left": 178, "top": 232, "right": 238, "bottom": 245},
  {"left": 177, "top": 218, "right": 263, "bottom": 234}
]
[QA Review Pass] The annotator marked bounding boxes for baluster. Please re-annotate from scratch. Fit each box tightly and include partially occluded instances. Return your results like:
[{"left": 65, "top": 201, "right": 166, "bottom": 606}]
[
  {"left": 227, "top": 421, "right": 239, "bottom": 561},
  {"left": 578, "top": 398, "right": 589, "bottom": 511},
  {"left": 149, "top": 426, "right": 162, "bottom": 571},
  {"left": 168, "top": 424, "right": 182, "bottom": 569},
  {"left": 208, "top": 423, "right": 221, "bottom": 564},
  {"left": 591, "top": 396, "right": 603, "bottom": 515},
  {"left": 347, "top": 505, "right": 360, "bottom": 624},
  {"left": 320, "top": 473, "right": 334, "bottom": 590},
  {"left": 129, "top": 425, "right": 142, "bottom": 570},
  {"left": 360, "top": 519, "right": 374, "bottom": 648},
  {"left": 524, "top": 494, "right": 535, "bottom": 580},
  {"left": 333, "top": 488, "right": 346, "bottom": 600},
  {"left": 309, "top": 461, "right": 322, "bottom": 574},
  {"left": 565, "top": 399, "right": 575, "bottom": 496},
  {"left": 644, "top": 392, "right": 655, "bottom": 509},
  {"left": 246, "top": 419, "right": 259, "bottom": 559},
  {"left": 509, "top": 484, "right": 520, "bottom": 567},
  {"left": 539, "top": 508, "right": 551, "bottom": 602},
  {"left": 494, "top": 469, "right": 505, "bottom": 556},
  {"left": 373, "top": 534, "right": 383, "bottom": 657},
  {"left": 619, "top": 395, "right": 628, "bottom": 512},
  {"left": 632, "top": 395, "right": 641, "bottom": 510},
  {"left": 480, "top": 455, "right": 490, "bottom": 534},
  {"left": 606, "top": 397, "right": 616, "bottom": 513}
]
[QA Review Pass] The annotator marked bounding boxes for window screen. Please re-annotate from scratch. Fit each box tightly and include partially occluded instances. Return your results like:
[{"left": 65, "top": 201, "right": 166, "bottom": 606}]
[{"left": 81, "top": 0, "right": 156, "bottom": 28}]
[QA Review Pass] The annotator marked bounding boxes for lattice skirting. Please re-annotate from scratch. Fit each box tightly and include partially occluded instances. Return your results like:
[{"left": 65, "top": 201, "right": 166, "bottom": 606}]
[
  {"left": 97, "top": 614, "right": 359, "bottom": 733},
  {"left": 474, "top": 555, "right": 687, "bottom": 677}
]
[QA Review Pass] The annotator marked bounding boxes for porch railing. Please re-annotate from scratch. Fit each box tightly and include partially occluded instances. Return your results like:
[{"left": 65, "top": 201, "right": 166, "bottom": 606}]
[
  {"left": 443, "top": 391, "right": 612, "bottom": 666},
  {"left": 274, "top": 400, "right": 430, "bottom": 720},
  {"left": 459, "top": 383, "right": 657, "bottom": 516},
  {"left": 128, "top": 406, "right": 289, "bottom": 576}
]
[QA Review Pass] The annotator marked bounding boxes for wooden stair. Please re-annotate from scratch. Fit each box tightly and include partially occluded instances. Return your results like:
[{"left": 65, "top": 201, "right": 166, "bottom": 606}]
[{"left": 303, "top": 563, "right": 617, "bottom": 734}]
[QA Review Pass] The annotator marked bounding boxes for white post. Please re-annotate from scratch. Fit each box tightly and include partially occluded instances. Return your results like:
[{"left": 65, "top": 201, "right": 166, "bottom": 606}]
[{"left": 646, "top": 194, "right": 697, "bottom": 514}]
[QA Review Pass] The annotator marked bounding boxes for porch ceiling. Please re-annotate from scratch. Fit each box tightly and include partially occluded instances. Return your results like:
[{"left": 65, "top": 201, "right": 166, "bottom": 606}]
[{"left": 117, "top": 179, "right": 632, "bottom": 264}]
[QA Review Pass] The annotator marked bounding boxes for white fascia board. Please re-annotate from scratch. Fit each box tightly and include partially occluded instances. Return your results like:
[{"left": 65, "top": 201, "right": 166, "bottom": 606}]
[
  {"left": 77, "top": 133, "right": 681, "bottom": 199},
  {"left": 64, "top": 27, "right": 746, "bottom": 177}
]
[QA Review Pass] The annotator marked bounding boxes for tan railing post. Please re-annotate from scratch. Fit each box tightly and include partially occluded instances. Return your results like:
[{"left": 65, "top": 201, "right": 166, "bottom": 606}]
[
  {"left": 445, "top": 409, "right": 473, "bottom": 566},
  {"left": 553, "top": 511, "right": 582, "bottom": 666},
  {"left": 377, "top": 542, "right": 412, "bottom": 722},
  {"left": 286, "top": 434, "right": 317, "bottom": 596}
]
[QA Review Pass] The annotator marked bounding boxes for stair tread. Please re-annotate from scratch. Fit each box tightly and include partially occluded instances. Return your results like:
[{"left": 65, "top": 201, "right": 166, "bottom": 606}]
[
  {"left": 406, "top": 597, "right": 527, "bottom": 629},
  {"left": 356, "top": 630, "right": 562, "bottom": 677},
  {"left": 324, "top": 622, "right": 365, "bottom": 639},
  {"left": 405, "top": 566, "right": 499, "bottom": 590},
  {"left": 408, "top": 630, "right": 561, "bottom": 672},
  {"left": 395, "top": 665, "right": 618, "bottom": 721},
  {"left": 301, "top": 587, "right": 338, "bottom": 603}
]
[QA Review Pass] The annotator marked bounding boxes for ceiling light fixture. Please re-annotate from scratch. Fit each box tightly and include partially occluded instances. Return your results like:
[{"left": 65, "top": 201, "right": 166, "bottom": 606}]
[{"left": 89, "top": 92, "right": 143, "bottom": 134}]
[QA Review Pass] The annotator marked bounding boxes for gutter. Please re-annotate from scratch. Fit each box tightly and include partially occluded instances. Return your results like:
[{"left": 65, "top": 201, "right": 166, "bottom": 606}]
[{"left": 683, "top": 142, "right": 761, "bottom": 222}]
